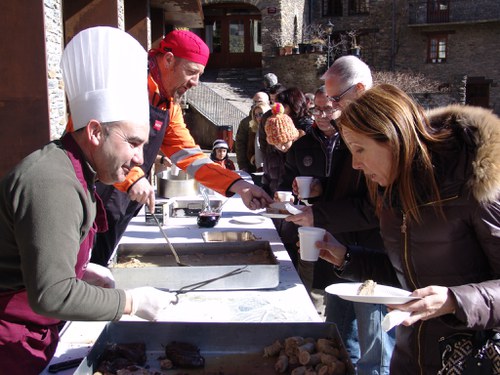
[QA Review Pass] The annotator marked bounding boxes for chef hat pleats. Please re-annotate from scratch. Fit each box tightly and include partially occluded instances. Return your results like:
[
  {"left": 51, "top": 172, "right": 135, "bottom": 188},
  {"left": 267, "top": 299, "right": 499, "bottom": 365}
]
[{"left": 61, "top": 26, "right": 149, "bottom": 130}]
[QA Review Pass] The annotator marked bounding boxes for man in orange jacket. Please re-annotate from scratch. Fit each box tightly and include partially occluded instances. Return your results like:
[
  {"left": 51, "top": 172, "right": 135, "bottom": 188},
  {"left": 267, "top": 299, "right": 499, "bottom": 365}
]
[{"left": 90, "top": 30, "right": 272, "bottom": 265}]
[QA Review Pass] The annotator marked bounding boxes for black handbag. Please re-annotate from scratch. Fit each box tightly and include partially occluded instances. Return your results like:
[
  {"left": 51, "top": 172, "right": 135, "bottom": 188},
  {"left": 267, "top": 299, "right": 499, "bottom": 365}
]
[{"left": 438, "top": 330, "right": 500, "bottom": 374}]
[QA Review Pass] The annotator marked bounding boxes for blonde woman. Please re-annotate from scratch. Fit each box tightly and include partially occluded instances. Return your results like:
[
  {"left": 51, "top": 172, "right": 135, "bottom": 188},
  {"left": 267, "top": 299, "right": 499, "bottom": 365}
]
[{"left": 249, "top": 101, "right": 271, "bottom": 171}]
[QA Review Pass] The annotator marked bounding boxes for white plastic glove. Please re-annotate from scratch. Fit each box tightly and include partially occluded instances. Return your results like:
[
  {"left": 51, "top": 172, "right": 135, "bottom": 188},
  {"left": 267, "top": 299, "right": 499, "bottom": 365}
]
[
  {"left": 127, "top": 286, "right": 177, "bottom": 321},
  {"left": 82, "top": 262, "right": 115, "bottom": 288}
]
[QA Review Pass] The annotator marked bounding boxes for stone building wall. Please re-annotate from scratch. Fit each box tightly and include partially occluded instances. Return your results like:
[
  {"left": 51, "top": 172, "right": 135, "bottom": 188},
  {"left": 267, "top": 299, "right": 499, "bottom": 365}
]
[
  {"left": 280, "top": 0, "right": 499, "bottom": 112},
  {"left": 397, "top": 21, "right": 500, "bottom": 112},
  {"left": 44, "top": 0, "right": 127, "bottom": 139},
  {"left": 44, "top": 0, "right": 65, "bottom": 139},
  {"left": 267, "top": 52, "right": 327, "bottom": 93}
]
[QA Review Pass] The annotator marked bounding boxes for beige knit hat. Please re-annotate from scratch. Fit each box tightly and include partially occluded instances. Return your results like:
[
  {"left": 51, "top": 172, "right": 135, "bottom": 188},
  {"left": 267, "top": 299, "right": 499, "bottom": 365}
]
[{"left": 265, "top": 103, "right": 300, "bottom": 145}]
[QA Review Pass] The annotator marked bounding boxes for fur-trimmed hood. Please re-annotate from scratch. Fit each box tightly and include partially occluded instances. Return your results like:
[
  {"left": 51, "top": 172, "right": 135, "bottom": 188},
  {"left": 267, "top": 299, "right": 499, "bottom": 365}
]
[{"left": 427, "top": 104, "right": 500, "bottom": 203}]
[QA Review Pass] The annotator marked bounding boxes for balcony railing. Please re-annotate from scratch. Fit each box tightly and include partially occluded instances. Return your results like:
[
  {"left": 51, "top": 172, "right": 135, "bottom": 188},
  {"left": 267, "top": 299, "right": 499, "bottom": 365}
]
[
  {"left": 185, "top": 82, "right": 247, "bottom": 132},
  {"left": 409, "top": 0, "right": 500, "bottom": 25}
]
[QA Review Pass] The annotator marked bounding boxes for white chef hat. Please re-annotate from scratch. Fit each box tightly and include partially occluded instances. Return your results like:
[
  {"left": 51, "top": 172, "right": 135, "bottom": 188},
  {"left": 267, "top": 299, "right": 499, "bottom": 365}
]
[{"left": 61, "top": 26, "right": 149, "bottom": 130}]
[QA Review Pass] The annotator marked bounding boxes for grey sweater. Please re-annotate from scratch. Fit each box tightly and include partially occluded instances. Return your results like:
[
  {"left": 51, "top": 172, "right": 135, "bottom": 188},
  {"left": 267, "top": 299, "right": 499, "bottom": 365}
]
[{"left": 0, "top": 139, "right": 125, "bottom": 321}]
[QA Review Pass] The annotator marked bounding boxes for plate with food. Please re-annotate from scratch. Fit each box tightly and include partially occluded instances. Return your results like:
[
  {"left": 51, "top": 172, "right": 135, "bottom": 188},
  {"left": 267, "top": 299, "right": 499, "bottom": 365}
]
[
  {"left": 260, "top": 202, "right": 303, "bottom": 219},
  {"left": 325, "top": 281, "right": 421, "bottom": 305}
]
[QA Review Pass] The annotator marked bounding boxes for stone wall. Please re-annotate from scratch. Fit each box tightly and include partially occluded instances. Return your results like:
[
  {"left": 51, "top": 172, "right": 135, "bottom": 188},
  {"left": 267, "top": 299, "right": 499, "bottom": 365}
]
[
  {"left": 397, "top": 21, "right": 500, "bottom": 113},
  {"left": 265, "top": 52, "right": 327, "bottom": 93},
  {"left": 305, "top": 0, "right": 499, "bottom": 113},
  {"left": 44, "top": 0, "right": 127, "bottom": 139},
  {"left": 44, "top": 0, "right": 65, "bottom": 139}
]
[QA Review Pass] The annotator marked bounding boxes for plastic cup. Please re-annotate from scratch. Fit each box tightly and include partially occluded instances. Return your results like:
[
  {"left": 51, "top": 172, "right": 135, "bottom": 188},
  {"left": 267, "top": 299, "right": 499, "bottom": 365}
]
[
  {"left": 298, "top": 227, "right": 326, "bottom": 261},
  {"left": 296, "top": 176, "right": 313, "bottom": 198},
  {"left": 276, "top": 191, "right": 294, "bottom": 202}
]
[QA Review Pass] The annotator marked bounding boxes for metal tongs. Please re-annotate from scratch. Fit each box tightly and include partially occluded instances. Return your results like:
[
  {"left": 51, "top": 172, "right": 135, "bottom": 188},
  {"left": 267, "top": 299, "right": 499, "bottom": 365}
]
[{"left": 151, "top": 211, "right": 189, "bottom": 267}]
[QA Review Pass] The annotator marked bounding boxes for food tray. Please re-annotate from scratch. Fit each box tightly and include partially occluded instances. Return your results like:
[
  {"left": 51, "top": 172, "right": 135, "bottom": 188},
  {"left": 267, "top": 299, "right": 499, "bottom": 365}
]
[
  {"left": 201, "top": 230, "right": 258, "bottom": 242},
  {"left": 110, "top": 241, "right": 279, "bottom": 291},
  {"left": 74, "top": 321, "right": 355, "bottom": 374}
]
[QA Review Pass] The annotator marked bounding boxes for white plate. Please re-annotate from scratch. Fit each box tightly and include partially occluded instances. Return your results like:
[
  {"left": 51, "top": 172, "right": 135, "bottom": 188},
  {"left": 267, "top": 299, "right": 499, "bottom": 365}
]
[
  {"left": 325, "top": 282, "right": 421, "bottom": 305},
  {"left": 231, "top": 215, "right": 266, "bottom": 225},
  {"left": 259, "top": 202, "right": 302, "bottom": 219}
]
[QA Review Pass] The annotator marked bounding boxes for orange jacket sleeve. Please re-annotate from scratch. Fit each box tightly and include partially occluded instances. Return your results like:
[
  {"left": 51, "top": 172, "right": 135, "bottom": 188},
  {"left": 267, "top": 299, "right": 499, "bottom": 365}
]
[
  {"left": 116, "top": 74, "right": 241, "bottom": 195},
  {"left": 159, "top": 102, "right": 241, "bottom": 196},
  {"left": 113, "top": 167, "right": 145, "bottom": 192}
]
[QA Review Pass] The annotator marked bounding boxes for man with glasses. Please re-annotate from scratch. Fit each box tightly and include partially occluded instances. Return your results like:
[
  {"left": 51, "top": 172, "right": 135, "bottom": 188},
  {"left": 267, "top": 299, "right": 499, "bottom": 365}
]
[
  {"left": 286, "top": 56, "right": 395, "bottom": 375},
  {"left": 276, "top": 86, "right": 338, "bottom": 267}
]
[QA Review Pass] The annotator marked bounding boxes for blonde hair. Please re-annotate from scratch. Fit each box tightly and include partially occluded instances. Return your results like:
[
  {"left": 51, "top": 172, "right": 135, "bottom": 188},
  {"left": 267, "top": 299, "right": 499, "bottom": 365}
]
[
  {"left": 250, "top": 102, "right": 271, "bottom": 132},
  {"left": 338, "top": 84, "right": 451, "bottom": 223}
]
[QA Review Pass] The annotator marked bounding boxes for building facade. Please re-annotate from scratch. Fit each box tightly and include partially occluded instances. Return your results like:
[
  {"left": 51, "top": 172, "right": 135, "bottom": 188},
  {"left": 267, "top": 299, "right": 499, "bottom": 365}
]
[{"left": 0, "top": 0, "right": 498, "bottom": 176}]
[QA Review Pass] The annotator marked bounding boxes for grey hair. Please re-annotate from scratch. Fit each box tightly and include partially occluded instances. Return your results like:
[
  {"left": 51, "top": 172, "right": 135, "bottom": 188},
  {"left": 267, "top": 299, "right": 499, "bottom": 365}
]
[{"left": 321, "top": 56, "right": 373, "bottom": 89}]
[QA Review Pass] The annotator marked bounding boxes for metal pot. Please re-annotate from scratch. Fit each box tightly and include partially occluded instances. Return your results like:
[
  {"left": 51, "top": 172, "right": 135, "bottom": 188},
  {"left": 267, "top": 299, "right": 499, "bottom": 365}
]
[{"left": 157, "top": 169, "right": 199, "bottom": 198}]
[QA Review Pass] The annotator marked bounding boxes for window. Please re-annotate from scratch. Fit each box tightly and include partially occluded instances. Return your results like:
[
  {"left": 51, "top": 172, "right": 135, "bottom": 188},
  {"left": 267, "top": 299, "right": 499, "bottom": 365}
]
[
  {"left": 427, "top": 0, "right": 450, "bottom": 23},
  {"left": 229, "top": 21, "right": 245, "bottom": 53},
  {"left": 205, "top": 21, "right": 222, "bottom": 53},
  {"left": 250, "top": 19, "right": 262, "bottom": 53},
  {"left": 323, "top": 0, "right": 343, "bottom": 17},
  {"left": 348, "top": 0, "right": 369, "bottom": 15},
  {"left": 427, "top": 34, "right": 447, "bottom": 63}
]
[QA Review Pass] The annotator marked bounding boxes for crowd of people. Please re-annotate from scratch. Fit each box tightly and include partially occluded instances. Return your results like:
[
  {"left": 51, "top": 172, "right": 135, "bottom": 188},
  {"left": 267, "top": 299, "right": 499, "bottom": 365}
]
[
  {"left": 234, "top": 55, "right": 500, "bottom": 375},
  {"left": 0, "top": 25, "right": 498, "bottom": 375}
]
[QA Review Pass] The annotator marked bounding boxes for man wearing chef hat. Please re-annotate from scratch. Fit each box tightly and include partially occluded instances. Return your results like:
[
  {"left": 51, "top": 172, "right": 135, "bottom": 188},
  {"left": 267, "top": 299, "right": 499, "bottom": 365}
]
[
  {"left": 90, "top": 29, "right": 273, "bottom": 266},
  {"left": 0, "top": 27, "right": 176, "bottom": 374}
]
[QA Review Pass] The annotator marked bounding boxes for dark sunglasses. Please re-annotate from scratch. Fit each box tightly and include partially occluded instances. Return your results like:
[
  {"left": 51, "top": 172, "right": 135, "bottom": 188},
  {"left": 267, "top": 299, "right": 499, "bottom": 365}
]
[{"left": 328, "top": 84, "right": 355, "bottom": 103}]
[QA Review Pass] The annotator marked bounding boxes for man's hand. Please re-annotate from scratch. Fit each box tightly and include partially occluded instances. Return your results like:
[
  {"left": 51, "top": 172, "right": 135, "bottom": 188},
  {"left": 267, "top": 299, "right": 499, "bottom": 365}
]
[
  {"left": 285, "top": 205, "right": 314, "bottom": 226},
  {"left": 82, "top": 262, "right": 115, "bottom": 288},
  {"left": 292, "top": 178, "right": 323, "bottom": 199},
  {"left": 317, "top": 232, "right": 347, "bottom": 268},
  {"left": 128, "top": 177, "right": 155, "bottom": 212},
  {"left": 229, "top": 180, "right": 273, "bottom": 210}
]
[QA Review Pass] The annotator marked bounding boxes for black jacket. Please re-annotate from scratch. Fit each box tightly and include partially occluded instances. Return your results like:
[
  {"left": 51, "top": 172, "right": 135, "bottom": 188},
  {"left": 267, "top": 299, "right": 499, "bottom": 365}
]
[{"left": 280, "top": 125, "right": 384, "bottom": 288}]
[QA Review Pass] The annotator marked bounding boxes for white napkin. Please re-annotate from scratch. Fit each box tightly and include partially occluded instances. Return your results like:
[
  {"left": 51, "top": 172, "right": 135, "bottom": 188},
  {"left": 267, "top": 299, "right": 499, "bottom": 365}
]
[
  {"left": 285, "top": 203, "right": 302, "bottom": 215},
  {"left": 382, "top": 310, "right": 411, "bottom": 332}
]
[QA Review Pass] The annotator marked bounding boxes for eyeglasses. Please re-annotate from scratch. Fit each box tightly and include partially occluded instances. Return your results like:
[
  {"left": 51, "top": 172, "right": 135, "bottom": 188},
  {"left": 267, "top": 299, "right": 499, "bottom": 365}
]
[
  {"left": 254, "top": 112, "right": 264, "bottom": 118},
  {"left": 311, "top": 107, "right": 337, "bottom": 117},
  {"left": 328, "top": 84, "right": 355, "bottom": 103}
]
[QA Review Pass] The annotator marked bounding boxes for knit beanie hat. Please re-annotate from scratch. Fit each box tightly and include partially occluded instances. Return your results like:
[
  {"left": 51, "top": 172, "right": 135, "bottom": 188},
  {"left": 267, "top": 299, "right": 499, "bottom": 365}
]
[
  {"left": 263, "top": 73, "right": 278, "bottom": 88},
  {"left": 212, "top": 139, "right": 229, "bottom": 150},
  {"left": 265, "top": 103, "right": 300, "bottom": 146}
]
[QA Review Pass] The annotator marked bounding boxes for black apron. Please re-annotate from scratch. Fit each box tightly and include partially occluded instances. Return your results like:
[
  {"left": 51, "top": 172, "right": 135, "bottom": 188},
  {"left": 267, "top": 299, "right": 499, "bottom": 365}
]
[{"left": 91, "top": 104, "right": 170, "bottom": 265}]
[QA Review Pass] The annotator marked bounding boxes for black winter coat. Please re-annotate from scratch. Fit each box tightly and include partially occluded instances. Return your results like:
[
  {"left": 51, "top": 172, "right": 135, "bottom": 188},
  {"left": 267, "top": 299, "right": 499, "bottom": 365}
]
[{"left": 280, "top": 126, "right": 384, "bottom": 288}]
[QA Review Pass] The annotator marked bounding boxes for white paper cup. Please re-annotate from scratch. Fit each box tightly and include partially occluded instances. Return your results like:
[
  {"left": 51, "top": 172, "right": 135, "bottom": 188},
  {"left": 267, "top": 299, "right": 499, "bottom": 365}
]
[
  {"left": 276, "top": 191, "right": 294, "bottom": 202},
  {"left": 296, "top": 176, "right": 313, "bottom": 198},
  {"left": 298, "top": 226, "right": 326, "bottom": 261}
]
